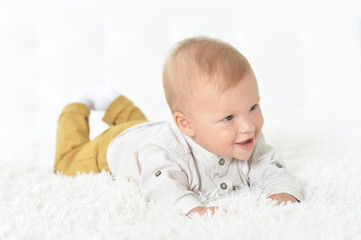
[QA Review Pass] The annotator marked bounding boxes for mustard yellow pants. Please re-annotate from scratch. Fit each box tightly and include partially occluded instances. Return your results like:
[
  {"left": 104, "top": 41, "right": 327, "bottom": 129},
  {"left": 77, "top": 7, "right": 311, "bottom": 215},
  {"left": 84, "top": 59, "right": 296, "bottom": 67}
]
[{"left": 54, "top": 95, "right": 147, "bottom": 176}]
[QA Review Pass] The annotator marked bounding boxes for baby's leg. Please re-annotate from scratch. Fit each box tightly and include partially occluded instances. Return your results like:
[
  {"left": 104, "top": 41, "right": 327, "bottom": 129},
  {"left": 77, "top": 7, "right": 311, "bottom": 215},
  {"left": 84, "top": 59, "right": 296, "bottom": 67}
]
[
  {"left": 86, "top": 96, "right": 148, "bottom": 171},
  {"left": 54, "top": 87, "right": 147, "bottom": 176},
  {"left": 54, "top": 103, "right": 106, "bottom": 176},
  {"left": 70, "top": 84, "right": 147, "bottom": 125},
  {"left": 102, "top": 95, "right": 147, "bottom": 126}
]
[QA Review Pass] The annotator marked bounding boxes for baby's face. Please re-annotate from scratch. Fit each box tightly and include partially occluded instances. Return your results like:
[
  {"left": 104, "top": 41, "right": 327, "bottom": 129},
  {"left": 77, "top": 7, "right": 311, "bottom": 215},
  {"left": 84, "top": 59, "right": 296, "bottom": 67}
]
[{"left": 187, "top": 72, "right": 263, "bottom": 160}]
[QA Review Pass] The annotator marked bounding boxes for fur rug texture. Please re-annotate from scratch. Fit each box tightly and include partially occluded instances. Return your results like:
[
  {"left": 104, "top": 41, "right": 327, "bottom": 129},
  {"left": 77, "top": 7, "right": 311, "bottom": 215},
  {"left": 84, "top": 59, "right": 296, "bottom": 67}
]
[{"left": 1, "top": 128, "right": 361, "bottom": 240}]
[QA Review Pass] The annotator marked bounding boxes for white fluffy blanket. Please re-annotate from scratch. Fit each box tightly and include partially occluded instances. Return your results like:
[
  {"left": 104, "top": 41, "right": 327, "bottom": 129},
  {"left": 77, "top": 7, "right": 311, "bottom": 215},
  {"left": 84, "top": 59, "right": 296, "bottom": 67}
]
[{"left": 1, "top": 130, "right": 361, "bottom": 240}]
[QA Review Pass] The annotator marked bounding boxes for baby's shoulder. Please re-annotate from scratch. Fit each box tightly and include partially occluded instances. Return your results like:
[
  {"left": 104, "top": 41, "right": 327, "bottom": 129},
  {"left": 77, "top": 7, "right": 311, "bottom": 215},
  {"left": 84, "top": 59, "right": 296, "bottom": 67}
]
[{"left": 140, "top": 121, "right": 191, "bottom": 158}]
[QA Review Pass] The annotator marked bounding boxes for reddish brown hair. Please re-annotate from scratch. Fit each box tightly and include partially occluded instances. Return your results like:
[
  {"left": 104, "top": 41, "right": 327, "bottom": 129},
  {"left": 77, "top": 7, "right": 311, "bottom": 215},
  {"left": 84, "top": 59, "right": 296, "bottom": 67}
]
[{"left": 163, "top": 36, "right": 253, "bottom": 114}]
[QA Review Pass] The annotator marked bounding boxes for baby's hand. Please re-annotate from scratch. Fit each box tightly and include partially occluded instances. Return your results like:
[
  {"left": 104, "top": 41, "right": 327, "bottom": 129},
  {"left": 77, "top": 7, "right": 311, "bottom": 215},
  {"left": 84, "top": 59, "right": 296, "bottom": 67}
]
[
  {"left": 269, "top": 193, "right": 298, "bottom": 204},
  {"left": 186, "top": 206, "right": 218, "bottom": 218}
]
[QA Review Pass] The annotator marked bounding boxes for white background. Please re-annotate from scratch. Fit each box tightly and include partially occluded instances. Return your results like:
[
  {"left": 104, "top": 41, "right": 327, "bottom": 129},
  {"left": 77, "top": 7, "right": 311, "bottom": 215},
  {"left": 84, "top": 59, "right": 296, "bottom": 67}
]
[{"left": 0, "top": 0, "right": 360, "bottom": 162}]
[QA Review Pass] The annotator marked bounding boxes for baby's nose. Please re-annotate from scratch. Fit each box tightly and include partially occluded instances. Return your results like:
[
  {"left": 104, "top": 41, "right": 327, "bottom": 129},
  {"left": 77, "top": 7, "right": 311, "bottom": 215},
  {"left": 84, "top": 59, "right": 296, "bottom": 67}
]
[{"left": 238, "top": 118, "right": 256, "bottom": 134}]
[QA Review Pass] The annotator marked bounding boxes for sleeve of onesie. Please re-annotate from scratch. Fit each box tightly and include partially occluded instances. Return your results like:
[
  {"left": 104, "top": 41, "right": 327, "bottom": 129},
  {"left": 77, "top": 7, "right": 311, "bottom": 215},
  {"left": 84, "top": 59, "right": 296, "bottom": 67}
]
[
  {"left": 138, "top": 143, "right": 204, "bottom": 215},
  {"left": 248, "top": 132, "right": 303, "bottom": 201}
]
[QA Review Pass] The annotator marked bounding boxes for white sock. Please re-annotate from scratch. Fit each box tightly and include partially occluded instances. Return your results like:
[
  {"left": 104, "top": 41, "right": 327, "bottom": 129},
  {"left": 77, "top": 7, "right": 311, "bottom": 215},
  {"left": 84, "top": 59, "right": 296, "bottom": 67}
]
[{"left": 71, "top": 85, "right": 119, "bottom": 110}]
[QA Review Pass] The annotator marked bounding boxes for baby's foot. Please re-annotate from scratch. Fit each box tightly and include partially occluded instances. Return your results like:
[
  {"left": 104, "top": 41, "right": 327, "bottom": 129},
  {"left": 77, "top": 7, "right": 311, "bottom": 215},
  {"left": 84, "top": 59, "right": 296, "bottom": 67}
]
[{"left": 72, "top": 85, "right": 119, "bottom": 110}]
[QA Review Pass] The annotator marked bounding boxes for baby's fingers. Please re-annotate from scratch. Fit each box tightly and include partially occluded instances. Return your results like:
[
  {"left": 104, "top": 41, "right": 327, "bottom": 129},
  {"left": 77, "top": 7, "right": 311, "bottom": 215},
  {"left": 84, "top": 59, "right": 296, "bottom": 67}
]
[{"left": 207, "top": 206, "right": 227, "bottom": 215}]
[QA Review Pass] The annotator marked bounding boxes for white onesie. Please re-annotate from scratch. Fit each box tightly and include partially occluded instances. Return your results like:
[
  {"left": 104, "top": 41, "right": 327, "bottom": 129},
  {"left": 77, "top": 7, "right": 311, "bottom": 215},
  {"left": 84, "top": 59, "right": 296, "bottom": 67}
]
[{"left": 106, "top": 121, "right": 302, "bottom": 215}]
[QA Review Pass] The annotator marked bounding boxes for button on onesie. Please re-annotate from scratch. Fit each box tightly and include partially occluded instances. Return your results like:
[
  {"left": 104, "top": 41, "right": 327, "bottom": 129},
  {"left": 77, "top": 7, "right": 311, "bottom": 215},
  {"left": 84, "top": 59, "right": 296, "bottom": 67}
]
[{"left": 214, "top": 157, "right": 234, "bottom": 195}]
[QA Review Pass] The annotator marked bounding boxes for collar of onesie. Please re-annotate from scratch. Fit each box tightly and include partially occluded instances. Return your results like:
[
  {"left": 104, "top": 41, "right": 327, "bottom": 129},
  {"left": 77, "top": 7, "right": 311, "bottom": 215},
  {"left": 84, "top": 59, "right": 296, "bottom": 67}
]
[
  {"left": 169, "top": 120, "right": 233, "bottom": 167},
  {"left": 183, "top": 134, "right": 233, "bottom": 168}
]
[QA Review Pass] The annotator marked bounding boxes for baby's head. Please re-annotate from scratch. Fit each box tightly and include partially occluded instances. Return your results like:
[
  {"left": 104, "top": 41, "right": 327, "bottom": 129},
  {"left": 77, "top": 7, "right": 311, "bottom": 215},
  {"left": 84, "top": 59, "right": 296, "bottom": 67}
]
[{"left": 163, "top": 36, "right": 264, "bottom": 160}]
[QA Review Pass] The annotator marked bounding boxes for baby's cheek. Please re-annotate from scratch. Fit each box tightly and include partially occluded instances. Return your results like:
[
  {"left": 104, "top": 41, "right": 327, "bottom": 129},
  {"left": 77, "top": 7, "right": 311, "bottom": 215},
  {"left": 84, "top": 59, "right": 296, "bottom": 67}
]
[{"left": 255, "top": 114, "right": 264, "bottom": 135}]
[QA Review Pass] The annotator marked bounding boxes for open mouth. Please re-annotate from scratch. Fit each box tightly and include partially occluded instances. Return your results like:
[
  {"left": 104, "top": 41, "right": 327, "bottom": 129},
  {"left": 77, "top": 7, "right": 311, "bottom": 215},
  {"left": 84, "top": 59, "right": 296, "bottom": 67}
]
[{"left": 236, "top": 138, "right": 254, "bottom": 150}]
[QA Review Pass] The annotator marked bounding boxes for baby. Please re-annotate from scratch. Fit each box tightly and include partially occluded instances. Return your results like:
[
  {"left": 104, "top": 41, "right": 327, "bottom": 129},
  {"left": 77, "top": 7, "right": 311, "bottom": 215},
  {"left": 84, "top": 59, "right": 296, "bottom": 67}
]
[{"left": 55, "top": 36, "right": 302, "bottom": 217}]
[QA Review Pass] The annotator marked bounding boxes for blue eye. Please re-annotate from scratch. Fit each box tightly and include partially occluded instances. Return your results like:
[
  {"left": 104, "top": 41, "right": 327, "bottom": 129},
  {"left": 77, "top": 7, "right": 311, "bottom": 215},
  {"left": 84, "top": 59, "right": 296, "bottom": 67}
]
[
  {"left": 224, "top": 115, "right": 234, "bottom": 121},
  {"left": 250, "top": 104, "right": 258, "bottom": 112}
]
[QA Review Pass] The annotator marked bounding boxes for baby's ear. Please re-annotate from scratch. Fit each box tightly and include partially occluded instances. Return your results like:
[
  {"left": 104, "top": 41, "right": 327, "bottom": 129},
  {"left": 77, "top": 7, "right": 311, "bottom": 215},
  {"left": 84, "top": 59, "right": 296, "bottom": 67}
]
[{"left": 173, "top": 112, "right": 195, "bottom": 137}]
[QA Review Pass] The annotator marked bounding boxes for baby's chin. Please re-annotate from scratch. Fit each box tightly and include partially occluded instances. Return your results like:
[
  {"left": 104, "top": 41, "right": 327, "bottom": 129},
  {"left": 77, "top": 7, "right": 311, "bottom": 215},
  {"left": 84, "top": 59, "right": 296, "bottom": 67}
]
[
  {"left": 232, "top": 146, "right": 255, "bottom": 160},
  {"left": 233, "top": 153, "right": 253, "bottom": 161}
]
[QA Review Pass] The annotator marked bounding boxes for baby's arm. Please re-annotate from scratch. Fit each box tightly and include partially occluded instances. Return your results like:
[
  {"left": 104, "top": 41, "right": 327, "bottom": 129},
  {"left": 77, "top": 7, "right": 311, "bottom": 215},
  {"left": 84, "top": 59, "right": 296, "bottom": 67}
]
[
  {"left": 138, "top": 144, "right": 207, "bottom": 216},
  {"left": 248, "top": 133, "right": 303, "bottom": 203}
]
